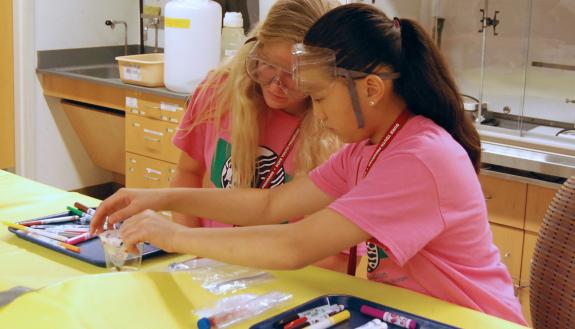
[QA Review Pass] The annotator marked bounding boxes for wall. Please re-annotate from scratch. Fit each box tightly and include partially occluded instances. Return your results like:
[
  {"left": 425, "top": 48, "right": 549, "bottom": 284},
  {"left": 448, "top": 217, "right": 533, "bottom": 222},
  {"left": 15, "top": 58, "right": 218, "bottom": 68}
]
[{"left": 14, "top": 0, "right": 139, "bottom": 190}]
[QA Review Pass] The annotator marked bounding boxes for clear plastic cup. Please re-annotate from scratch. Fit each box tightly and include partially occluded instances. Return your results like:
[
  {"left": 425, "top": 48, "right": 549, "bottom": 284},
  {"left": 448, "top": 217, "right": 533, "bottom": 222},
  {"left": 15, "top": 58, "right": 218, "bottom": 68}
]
[{"left": 99, "top": 230, "right": 143, "bottom": 272}]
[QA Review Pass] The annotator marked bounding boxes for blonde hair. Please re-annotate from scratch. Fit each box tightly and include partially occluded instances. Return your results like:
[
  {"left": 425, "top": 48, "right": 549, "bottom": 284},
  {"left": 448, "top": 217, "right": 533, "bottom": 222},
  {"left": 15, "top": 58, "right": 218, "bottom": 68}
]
[{"left": 182, "top": 0, "right": 341, "bottom": 187}]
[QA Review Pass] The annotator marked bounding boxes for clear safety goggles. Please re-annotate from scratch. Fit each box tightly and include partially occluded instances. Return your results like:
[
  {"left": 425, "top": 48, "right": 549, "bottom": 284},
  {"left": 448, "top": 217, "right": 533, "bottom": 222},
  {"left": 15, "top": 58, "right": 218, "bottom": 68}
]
[
  {"left": 291, "top": 43, "right": 400, "bottom": 128},
  {"left": 245, "top": 42, "right": 304, "bottom": 97}
]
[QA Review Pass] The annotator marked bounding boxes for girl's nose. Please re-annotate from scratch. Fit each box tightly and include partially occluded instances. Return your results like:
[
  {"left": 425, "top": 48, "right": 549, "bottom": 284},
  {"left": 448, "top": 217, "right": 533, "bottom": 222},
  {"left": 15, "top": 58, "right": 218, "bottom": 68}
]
[{"left": 269, "top": 76, "right": 288, "bottom": 95}]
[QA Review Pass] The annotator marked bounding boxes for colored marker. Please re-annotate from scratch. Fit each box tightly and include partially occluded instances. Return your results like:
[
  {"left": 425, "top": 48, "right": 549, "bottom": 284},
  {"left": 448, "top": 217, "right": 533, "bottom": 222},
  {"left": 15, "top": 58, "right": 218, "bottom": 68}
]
[
  {"left": 67, "top": 206, "right": 93, "bottom": 224},
  {"left": 4, "top": 221, "right": 69, "bottom": 242},
  {"left": 31, "top": 224, "right": 90, "bottom": 230},
  {"left": 359, "top": 305, "right": 418, "bottom": 329},
  {"left": 18, "top": 215, "right": 79, "bottom": 226},
  {"left": 275, "top": 304, "right": 345, "bottom": 328},
  {"left": 37, "top": 227, "right": 89, "bottom": 234},
  {"left": 302, "top": 309, "right": 350, "bottom": 329},
  {"left": 74, "top": 202, "right": 96, "bottom": 215},
  {"left": 66, "top": 232, "right": 95, "bottom": 245},
  {"left": 354, "top": 319, "right": 388, "bottom": 329},
  {"left": 2, "top": 221, "right": 80, "bottom": 253},
  {"left": 284, "top": 308, "right": 346, "bottom": 329}
]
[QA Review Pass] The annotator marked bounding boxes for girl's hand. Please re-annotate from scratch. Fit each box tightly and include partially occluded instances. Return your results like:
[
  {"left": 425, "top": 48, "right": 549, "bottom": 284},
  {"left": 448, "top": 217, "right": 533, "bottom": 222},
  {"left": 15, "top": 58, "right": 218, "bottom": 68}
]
[
  {"left": 89, "top": 188, "right": 169, "bottom": 235},
  {"left": 119, "top": 209, "right": 184, "bottom": 253}
]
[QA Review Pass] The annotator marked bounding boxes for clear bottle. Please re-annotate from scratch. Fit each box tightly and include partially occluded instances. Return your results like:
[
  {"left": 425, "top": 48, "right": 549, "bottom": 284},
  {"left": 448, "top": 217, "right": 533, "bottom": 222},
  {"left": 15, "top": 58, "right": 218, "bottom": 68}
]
[
  {"left": 164, "top": 0, "right": 222, "bottom": 93},
  {"left": 221, "top": 12, "right": 245, "bottom": 61}
]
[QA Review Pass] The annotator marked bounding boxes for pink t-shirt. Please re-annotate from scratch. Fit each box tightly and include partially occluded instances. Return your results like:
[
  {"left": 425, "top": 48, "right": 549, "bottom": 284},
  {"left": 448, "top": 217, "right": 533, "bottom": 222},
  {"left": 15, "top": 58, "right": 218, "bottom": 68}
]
[
  {"left": 173, "top": 79, "right": 301, "bottom": 227},
  {"left": 309, "top": 115, "right": 526, "bottom": 325}
]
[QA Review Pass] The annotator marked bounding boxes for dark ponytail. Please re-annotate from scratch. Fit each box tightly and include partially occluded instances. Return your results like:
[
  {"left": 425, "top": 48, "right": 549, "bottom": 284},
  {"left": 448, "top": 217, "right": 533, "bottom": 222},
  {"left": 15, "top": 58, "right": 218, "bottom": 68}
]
[
  {"left": 395, "top": 18, "right": 481, "bottom": 172},
  {"left": 304, "top": 4, "right": 481, "bottom": 173}
]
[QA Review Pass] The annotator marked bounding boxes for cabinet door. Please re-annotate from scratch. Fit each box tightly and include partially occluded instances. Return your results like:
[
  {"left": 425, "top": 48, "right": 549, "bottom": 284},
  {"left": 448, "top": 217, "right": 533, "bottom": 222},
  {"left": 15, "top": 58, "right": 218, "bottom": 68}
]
[
  {"left": 0, "top": 0, "right": 14, "bottom": 169},
  {"left": 126, "top": 152, "right": 177, "bottom": 188},
  {"left": 525, "top": 184, "right": 558, "bottom": 233},
  {"left": 490, "top": 223, "right": 524, "bottom": 282},
  {"left": 126, "top": 114, "right": 180, "bottom": 163},
  {"left": 480, "top": 175, "right": 527, "bottom": 229},
  {"left": 62, "top": 102, "right": 125, "bottom": 174}
]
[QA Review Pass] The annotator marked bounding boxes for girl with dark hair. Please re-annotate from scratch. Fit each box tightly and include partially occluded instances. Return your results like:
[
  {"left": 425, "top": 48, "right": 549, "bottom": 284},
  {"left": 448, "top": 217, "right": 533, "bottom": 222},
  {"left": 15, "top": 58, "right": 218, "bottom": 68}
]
[{"left": 90, "top": 4, "right": 525, "bottom": 325}]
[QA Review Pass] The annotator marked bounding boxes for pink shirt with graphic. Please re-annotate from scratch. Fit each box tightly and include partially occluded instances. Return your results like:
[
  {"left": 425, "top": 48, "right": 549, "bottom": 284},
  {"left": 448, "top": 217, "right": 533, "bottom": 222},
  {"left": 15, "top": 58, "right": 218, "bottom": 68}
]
[
  {"left": 309, "top": 115, "right": 526, "bottom": 325},
  {"left": 173, "top": 79, "right": 301, "bottom": 228}
]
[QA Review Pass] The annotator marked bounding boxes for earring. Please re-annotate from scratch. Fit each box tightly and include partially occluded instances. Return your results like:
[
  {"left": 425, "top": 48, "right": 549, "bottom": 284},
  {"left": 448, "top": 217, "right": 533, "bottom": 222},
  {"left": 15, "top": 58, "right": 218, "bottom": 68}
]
[{"left": 369, "top": 100, "right": 375, "bottom": 106}]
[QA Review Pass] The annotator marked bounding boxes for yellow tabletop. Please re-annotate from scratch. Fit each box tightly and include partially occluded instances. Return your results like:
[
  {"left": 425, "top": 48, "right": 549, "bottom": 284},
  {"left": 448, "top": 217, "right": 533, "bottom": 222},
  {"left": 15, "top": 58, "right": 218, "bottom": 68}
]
[{"left": 0, "top": 171, "right": 526, "bottom": 328}]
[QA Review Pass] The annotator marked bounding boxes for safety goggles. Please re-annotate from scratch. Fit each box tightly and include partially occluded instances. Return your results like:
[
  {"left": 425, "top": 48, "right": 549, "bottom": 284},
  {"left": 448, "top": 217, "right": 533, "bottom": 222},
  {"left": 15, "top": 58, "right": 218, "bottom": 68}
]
[
  {"left": 245, "top": 43, "right": 304, "bottom": 97},
  {"left": 291, "top": 43, "right": 400, "bottom": 128}
]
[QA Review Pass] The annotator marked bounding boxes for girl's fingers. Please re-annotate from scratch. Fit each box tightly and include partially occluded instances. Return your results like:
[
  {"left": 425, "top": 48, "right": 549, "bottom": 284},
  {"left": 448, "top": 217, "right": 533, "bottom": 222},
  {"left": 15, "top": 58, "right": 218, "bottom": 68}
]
[{"left": 90, "top": 191, "right": 130, "bottom": 234}]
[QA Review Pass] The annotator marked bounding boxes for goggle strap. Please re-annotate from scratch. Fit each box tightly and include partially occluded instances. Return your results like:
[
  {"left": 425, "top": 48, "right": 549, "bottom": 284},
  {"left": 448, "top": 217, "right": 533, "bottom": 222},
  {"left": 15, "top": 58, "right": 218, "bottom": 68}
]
[
  {"left": 337, "top": 68, "right": 400, "bottom": 81},
  {"left": 344, "top": 72, "right": 365, "bottom": 129}
]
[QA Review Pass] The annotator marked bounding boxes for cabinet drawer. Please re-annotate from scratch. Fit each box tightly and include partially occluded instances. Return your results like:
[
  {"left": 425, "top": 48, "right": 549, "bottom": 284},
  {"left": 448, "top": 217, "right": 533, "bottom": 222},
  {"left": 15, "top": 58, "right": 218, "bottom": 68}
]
[
  {"left": 125, "top": 93, "right": 186, "bottom": 124},
  {"left": 126, "top": 114, "right": 180, "bottom": 163},
  {"left": 490, "top": 223, "right": 524, "bottom": 282},
  {"left": 480, "top": 175, "right": 527, "bottom": 229},
  {"left": 126, "top": 152, "right": 177, "bottom": 188},
  {"left": 525, "top": 184, "right": 557, "bottom": 233}
]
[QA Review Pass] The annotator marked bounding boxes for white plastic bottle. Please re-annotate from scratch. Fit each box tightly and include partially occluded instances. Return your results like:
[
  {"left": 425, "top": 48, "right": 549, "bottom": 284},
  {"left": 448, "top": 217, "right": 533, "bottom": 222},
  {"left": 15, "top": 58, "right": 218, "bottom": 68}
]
[
  {"left": 221, "top": 12, "right": 245, "bottom": 61},
  {"left": 164, "top": 0, "right": 222, "bottom": 93}
]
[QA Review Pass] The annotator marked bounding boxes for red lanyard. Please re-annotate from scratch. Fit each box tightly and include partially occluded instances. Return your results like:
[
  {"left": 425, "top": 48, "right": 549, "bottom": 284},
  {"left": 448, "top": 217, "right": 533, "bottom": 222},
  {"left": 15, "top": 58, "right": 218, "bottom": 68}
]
[
  {"left": 362, "top": 110, "right": 411, "bottom": 178},
  {"left": 347, "top": 110, "right": 411, "bottom": 276},
  {"left": 259, "top": 123, "right": 301, "bottom": 189}
]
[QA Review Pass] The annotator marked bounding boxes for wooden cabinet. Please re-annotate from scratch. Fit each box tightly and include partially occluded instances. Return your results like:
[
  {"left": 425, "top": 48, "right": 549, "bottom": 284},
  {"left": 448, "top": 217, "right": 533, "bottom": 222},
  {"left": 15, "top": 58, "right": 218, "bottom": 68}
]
[
  {"left": 126, "top": 152, "right": 177, "bottom": 188},
  {"left": 124, "top": 92, "right": 187, "bottom": 188},
  {"left": 481, "top": 172, "right": 559, "bottom": 326},
  {"left": 62, "top": 101, "right": 125, "bottom": 174},
  {"left": 480, "top": 175, "right": 526, "bottom": 228},
  {"left": 490, "top": 223, "right": 524, "bottom": 282}
]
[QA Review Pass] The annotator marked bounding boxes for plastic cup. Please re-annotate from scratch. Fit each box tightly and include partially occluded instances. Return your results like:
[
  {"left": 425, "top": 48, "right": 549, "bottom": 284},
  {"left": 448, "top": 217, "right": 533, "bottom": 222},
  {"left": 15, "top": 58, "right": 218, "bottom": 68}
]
[{"left": 99, "top": 230, "right": 143, "bottom": 272}]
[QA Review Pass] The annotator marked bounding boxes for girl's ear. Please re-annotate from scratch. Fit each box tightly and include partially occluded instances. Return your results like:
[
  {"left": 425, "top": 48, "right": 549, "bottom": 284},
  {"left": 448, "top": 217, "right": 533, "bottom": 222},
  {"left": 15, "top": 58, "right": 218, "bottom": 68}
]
[{"left": 363, "top": 74, "right": 387, "bottom": 106}]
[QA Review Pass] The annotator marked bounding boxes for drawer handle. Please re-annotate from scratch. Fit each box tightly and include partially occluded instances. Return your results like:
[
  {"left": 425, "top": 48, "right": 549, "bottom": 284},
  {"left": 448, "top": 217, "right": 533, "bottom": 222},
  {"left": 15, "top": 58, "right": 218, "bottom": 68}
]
[
  {"left": 484, "top": 195, "right": 493, "bottom": 200},
  {"left": 503, "top": 252, "right": 511, "bottom": 259},
  {"left": 143, "top": 128, "right": 163, "bottom": 136},
  {"left": 145, "top": 167, "right": 162, "bottom": 175},
  {"left": 144, "top": 136, "right": 160, "bottom": 142},
  {"left": 143, "top": 174, "right": 160, "bottom": 181}
]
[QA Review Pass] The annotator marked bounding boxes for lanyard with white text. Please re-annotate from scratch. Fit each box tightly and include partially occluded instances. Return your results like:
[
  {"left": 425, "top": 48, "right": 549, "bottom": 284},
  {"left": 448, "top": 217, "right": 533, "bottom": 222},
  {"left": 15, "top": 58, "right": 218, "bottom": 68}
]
[
  {"left": 347, "top": 110, "right": 411, "bottom": 276},
  {"left": 259, "top": 123, "right": 301, "bottom": 189}
]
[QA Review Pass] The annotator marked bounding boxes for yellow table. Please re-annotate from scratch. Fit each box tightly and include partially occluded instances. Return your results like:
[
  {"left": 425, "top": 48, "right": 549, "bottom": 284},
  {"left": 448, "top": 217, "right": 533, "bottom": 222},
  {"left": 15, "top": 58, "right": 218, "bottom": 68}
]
[{"left": 0, "top": 171, "right": 526, "bottom": 328}]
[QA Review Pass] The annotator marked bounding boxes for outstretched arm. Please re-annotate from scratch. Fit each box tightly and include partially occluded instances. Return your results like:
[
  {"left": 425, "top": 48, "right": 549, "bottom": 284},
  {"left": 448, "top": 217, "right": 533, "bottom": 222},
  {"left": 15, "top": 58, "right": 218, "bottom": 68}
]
[
  {"left": 120, "top": 206, "right": 371, "bottom": 270},
  {"left": 90, "top": 176, "right": 334, "bottom": 234}
]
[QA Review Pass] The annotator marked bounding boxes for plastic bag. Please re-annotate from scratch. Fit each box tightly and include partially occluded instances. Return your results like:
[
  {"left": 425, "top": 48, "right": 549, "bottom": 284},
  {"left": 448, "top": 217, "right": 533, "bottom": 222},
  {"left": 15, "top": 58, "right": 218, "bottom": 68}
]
[
  {"left": 194, "top": 291, "right": 292, "bottom": 329},
  {"left": 168, "top": 258, "right": 274, "bottom": 294}
]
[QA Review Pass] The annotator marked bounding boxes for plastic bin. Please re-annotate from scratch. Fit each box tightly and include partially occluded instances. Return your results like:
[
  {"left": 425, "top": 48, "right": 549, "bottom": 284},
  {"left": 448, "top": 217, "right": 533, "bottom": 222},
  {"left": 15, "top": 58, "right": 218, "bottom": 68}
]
[{"left": 115, "top": 53, "right": 164, "bottom": 87}]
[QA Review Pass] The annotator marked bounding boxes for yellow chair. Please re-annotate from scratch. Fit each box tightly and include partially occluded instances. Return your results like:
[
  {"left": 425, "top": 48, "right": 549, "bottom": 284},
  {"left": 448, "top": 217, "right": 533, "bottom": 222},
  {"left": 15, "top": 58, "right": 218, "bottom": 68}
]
[{"left": 529, "top": 176, "right": 575, "bottom": 329}]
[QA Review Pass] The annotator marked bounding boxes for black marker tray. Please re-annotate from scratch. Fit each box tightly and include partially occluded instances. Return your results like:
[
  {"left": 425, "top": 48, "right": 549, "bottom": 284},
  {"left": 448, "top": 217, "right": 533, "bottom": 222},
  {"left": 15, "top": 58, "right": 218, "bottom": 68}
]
[
  {"left": 7, "top": 209, "right": 164, "bottom": 267},
  {"left": 251, "top": 294, "right": 459, "bottom": 329}
]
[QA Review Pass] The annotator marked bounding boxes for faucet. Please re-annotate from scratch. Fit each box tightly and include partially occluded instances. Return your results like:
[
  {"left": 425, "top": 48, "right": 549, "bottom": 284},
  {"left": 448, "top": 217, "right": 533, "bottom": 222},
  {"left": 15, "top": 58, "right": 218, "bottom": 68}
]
[
  {"left": 461, "top": 94, "right": 489, "bottom": 124},
  {"left": 144, "top": 17, "right": 160, "bottom": 53},
  {"left": 105, "top": 20, "right": 128, "bottom": 56}
]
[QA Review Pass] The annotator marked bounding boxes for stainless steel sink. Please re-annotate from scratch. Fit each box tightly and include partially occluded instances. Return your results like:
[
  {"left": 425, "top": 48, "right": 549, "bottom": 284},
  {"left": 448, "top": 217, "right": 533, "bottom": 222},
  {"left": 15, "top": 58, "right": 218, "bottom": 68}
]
[{"left": 61, "top": 64, "right": 120, "bottom": 79}]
